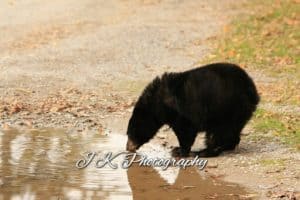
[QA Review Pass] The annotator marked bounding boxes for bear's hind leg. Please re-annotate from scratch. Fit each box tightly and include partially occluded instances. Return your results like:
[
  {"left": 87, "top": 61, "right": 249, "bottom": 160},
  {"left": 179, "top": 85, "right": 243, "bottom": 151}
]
[
  {"left": 196, "top": 127, "right": 241, "bottom": 157},
  {"left": 196, "top": 108, "right": 252, "bottom": 158}
]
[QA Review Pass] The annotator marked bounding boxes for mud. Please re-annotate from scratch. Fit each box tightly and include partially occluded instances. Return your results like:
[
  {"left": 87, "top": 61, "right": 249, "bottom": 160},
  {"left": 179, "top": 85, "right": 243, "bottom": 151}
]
[{"left": 0, "top": 129, "right": 254, "bottom": 200}]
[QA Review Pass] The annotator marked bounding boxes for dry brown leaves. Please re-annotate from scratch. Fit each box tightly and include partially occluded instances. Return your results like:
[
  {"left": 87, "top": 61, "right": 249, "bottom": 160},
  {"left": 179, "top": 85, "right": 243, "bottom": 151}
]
[
  {"left": 266, "top": 190, "right": 299, "bottom": 200},
  {"left": 0, "top": 100, "right": 27, "bottom": 115},
  {"left": 1, "top": 87, "right": 136, "bottom": 119},
  {"left": 257, "top": 82, "right": 300, "bottom": 104}
]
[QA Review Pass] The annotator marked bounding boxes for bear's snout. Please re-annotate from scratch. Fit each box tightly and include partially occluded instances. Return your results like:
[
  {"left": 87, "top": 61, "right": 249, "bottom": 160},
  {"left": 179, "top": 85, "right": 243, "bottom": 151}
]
[{"left": 126, "top": 139, "right": 138, "bottom": 152}]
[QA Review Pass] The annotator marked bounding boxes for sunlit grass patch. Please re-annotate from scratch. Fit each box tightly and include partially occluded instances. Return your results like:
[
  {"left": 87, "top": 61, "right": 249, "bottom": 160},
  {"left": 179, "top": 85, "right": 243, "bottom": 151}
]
[
  {"left": 206, "top": 0, "right": 300, "bottom": 78},
  {"left": 259, "top": 158, "right": 286, "bottom": 167},
  {"left": 251, "top": 108, "right": 300, "bottom": 150}
]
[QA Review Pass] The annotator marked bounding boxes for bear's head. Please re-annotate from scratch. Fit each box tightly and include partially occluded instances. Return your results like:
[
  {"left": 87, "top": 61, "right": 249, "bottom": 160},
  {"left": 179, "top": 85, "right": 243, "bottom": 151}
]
[
  {"left": 126, "top": 105, "right": 162, "bottom": 152},
  {"left": 126, "top": 76, "right": 166, "bottom": 152}
]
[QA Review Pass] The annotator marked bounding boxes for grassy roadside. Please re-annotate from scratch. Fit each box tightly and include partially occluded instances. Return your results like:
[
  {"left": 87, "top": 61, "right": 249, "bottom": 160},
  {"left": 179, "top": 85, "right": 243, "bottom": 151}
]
[
  {"left": 203, "top": 0, "right": 300, "bottom": 149},
  {"left": 208, "top": 0, "right": 299, "bottom": 77},
  {"left": 252, "top": 108, "right": 299, "bottom": 148}
]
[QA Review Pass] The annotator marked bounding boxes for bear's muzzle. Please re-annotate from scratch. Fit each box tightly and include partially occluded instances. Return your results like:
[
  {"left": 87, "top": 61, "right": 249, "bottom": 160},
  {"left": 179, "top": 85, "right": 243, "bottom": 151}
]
[{"left": 126, "top": 139, "right": 138, "bottom": 152}]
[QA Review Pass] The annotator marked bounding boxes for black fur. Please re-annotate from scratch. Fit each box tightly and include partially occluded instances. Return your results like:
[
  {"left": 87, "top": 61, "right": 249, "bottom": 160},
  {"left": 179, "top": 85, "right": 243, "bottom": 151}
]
[{"left": 126, "top": 63, "right": 259, "bottom": 157}]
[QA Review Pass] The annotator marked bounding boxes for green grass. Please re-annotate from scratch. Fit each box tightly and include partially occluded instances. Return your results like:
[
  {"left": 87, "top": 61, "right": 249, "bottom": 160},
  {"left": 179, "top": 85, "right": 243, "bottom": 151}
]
[
  {"left": 253, "top": 109, "right": 286, "bottom": 133},
  {"left": 251, "top": 108, "right": 300, "bottom": 150},
  {"left": 205, "top": 0, "right": 300, "bottom": 79},
  {"left": 259, "top": 158, "right": 286, "bottom": 167}
]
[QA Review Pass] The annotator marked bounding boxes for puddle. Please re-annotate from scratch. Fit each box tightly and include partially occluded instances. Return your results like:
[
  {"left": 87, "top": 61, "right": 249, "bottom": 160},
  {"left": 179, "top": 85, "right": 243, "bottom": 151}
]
[{"left": 0, "top": 129, "right": 253, "bottom": 200}]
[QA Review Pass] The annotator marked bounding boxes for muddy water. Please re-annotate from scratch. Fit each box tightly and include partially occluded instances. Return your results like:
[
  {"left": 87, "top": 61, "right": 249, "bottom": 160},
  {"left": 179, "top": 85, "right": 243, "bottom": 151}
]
[{"left": 0, "top": 129, "right": 252, "bottom": 200}]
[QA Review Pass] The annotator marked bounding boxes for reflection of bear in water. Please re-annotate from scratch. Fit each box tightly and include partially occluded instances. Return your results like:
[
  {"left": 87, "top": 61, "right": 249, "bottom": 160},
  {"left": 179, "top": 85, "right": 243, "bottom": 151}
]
[
  {"left": 127, "top": 164, "right": 248, "bottom": 200},
  {"left": 126, "top": 63, "right": 259, "bottom": 157}
]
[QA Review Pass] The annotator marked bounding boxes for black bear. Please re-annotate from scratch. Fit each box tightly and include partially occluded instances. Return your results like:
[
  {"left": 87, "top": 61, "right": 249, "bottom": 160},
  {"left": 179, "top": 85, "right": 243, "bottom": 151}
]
[{"left": 126, "top": 63, "right": 259, "bottom": 157}]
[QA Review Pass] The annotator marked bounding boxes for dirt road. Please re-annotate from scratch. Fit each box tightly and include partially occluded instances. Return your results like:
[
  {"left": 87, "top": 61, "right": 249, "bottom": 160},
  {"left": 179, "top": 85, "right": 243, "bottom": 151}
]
[
  {"left": 0, "top": 0, "right": 242, "bottom": 128},
  {"left": 0, "top": 0, "right": 299, "bottom": 199}
]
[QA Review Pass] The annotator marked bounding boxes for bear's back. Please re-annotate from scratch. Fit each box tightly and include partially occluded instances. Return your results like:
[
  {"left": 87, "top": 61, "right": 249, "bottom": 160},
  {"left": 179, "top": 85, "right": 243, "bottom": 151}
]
[{"left": 163, "top": 63, "right": 259, "bottom": 125}]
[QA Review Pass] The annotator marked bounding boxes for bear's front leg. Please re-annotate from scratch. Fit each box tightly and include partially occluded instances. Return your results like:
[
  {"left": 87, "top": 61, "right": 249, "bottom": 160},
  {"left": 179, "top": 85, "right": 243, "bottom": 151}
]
[
  {"left": 171, "top": 146, "right": 189, "bottom": 157},
  {"left": 171, "top": 129, "right": 197, "bottom": 158},
  {"left": 169, "top": 117, "right": 197, "bottom": 157}
]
